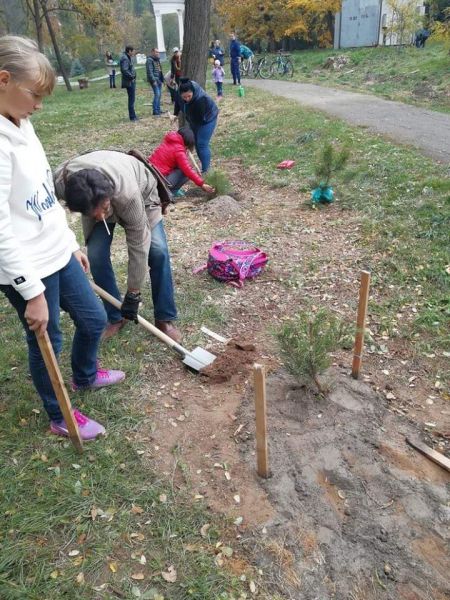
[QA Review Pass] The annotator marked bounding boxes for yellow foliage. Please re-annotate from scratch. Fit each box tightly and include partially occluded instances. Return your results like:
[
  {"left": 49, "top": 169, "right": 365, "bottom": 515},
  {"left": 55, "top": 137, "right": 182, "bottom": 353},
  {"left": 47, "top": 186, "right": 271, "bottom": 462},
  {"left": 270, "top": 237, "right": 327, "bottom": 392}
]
[
  {"left": 216, "top": 0, "right": 342, "bottom": 46},
  {"left": 431, "top": 8, "right": 450, "bottom": 50}
]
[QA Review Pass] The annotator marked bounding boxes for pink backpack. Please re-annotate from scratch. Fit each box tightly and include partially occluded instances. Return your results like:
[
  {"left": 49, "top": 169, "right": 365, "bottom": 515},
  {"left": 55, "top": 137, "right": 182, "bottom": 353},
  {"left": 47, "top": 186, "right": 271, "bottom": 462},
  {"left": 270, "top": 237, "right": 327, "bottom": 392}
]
[{"left": 194, "top": 240, "right": 268, "bottom": 287}]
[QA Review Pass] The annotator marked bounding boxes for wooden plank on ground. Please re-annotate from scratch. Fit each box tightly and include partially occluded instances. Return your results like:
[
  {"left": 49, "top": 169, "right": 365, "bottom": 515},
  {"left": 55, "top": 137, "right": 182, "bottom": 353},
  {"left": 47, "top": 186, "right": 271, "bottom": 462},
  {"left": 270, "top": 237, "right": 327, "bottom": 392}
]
[{"left": 406, "top": 437, "right": 450, "bottom": 474}]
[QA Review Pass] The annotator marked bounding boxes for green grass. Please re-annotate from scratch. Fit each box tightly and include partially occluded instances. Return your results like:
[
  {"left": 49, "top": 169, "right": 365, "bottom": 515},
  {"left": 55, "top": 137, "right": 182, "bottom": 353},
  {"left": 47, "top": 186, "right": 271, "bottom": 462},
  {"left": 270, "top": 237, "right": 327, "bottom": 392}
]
[
  {"left": 1, "top": 76, "right": 449, "bottom": 599},
  {"left": 255, "top": 42, "right": 450, "bottom": 113}
]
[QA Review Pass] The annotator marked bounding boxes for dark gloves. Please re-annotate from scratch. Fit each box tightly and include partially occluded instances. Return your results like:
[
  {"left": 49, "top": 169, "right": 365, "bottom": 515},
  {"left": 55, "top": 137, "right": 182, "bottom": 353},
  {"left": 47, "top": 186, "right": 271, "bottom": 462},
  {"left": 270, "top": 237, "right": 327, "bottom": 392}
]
[{"left": 121, "top": 291, "right": 141, "bottom": 323}]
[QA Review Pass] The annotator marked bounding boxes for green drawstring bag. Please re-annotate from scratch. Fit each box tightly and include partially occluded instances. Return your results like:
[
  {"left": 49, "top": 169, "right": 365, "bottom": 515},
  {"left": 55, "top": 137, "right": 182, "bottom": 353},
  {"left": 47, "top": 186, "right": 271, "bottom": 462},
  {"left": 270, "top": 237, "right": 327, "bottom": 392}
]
[
  {"left": 238, "top": 85, "right": 245, "bottom": 97},
  {"left": 311, "top": 184, "right": 334, "bottom": 204}
]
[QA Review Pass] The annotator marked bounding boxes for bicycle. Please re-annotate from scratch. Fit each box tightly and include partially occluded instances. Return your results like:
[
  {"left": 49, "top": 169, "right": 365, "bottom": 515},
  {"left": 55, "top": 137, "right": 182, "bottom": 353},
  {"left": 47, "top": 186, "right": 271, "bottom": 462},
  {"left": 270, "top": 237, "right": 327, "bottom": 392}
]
[
  {"left": 270, "top": 51, "right": 294, "bottom": 78},
  {"left": 240, "top": 54, "right": 271, "bottom": 79}
]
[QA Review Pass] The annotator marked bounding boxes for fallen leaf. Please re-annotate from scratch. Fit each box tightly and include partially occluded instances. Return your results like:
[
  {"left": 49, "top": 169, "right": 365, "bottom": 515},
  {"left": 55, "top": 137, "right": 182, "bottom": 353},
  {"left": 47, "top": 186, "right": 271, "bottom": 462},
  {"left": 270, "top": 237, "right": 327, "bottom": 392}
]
[
  {"left": 249, "top": 580, "right": 256, "bottom": 593},
  {"left": 131, "top": 572, "right": 145, "bottom": 580},
  {"left": 161, "top": 565, "right": 177, "bottom": 583},
  {"left": 68, "top": 549, "right": 80, "bottom": 557},
  {"left": 233, "top": 494, "right": 241, "bottom": 504},
  {"left": 222, "top": 546, "right": 233, "bottom": 557},
  {"left": 131, "top": 504, "right": 144, "bottom": 514},
  {"left": 159, "top": 494, "right": 167, "bottom": 503},
  {"left": 200, "top": 524, "right": 210, "bottom": 537},
  {"left": 50, "top": 570, "right": 58, "bottom": 579},
  {"left": 76, "top": 572, "right": 85, "bottom": 585},
  {"left": 109, "top": 562, "right": 118, "bottom": 573},
  {"left": 139, "top": 554, "right": 147, "bottom": 565}
]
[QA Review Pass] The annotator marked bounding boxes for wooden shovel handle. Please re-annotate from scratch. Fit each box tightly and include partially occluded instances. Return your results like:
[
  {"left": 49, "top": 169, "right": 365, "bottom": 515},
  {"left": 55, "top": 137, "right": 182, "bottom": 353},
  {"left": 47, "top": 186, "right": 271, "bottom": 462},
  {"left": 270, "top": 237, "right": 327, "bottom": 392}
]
[
  {"left": 188, "top": 150, "right": 202, "bottom": 176},
  {"left": 90, "top": 282, "right": 186, "bottom": 357},
  {"left": 36, "top": 331, "right": 83, "bottom": 453}
]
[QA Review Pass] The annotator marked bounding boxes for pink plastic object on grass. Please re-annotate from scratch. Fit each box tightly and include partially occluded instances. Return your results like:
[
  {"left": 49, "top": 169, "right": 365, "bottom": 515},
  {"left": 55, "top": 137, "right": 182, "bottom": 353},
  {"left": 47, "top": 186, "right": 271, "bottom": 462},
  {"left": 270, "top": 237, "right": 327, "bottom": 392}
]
[{"left": 276, "top": 160, "right": 296, "bottom": 169}]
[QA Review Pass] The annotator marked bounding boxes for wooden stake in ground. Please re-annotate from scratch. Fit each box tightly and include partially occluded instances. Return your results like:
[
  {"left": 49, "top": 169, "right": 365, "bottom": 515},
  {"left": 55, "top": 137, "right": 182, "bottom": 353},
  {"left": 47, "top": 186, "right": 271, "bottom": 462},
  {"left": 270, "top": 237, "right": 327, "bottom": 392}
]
[
  {"left": 253, "top": 363, "right": 270, "bottom": 478},
  {"left": 188, "top": 150, "right": 202, "bottom": 176},
  {"left": 36, "top": 331, "right": 83, "bottom": 453},
  {"left": 352, "top": 270, "right": 371, "bottom": 380}
]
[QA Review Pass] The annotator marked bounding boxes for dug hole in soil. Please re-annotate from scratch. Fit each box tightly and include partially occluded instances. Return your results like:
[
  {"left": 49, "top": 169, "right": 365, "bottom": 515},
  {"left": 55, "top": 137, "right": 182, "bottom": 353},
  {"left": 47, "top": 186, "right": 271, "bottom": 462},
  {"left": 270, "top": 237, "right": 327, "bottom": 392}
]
[{"left": 142, "top": 162, "right": 449, "bottom": 600}]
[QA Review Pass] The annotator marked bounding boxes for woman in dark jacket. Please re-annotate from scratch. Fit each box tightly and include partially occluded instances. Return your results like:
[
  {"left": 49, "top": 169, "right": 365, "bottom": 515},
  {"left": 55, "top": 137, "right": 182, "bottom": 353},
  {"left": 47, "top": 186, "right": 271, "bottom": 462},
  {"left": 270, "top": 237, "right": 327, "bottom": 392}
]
[{"left": 174, "top": 79, "right": 219, "bottom": 173}]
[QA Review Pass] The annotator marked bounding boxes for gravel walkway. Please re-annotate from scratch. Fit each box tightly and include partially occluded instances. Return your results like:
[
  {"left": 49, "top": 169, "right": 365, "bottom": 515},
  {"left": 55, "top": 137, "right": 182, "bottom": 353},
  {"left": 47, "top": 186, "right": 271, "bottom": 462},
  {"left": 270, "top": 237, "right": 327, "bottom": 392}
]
[{"left": 243, "top": 79, "right": 450, "bottom": 163}]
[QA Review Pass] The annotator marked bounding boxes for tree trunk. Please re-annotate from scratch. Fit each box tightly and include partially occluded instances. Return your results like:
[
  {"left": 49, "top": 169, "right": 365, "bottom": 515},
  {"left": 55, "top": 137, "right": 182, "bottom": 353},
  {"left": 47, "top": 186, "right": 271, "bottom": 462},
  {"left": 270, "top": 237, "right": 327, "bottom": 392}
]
[
  {"left": 182, "top": 0, "right": 211, "bottom": 89},
  {"left": 40, "top": 0, "right": 72, "bottom": 91},
  {"left": 33, "top": 0, "right": 44, "bottom": 51}
]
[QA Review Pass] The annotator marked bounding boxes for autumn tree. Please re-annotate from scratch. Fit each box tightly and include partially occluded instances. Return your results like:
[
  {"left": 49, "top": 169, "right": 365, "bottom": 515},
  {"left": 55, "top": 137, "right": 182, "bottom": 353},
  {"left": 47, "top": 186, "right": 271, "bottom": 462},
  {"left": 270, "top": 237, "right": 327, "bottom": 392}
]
[
  {"left": 182, "top": 0, "right": 211, "bottom": 88},
  {"left": 386, "top": 0, "right": 423, "bottom": 46}
]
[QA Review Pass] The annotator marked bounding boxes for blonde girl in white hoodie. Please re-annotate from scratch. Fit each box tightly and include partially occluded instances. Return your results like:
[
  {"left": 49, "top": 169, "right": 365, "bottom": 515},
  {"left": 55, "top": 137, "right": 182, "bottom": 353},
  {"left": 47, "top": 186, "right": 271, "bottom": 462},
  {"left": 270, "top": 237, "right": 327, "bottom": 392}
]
[{"left": 0, "top": 36, "right": 125, "bottom": 440}]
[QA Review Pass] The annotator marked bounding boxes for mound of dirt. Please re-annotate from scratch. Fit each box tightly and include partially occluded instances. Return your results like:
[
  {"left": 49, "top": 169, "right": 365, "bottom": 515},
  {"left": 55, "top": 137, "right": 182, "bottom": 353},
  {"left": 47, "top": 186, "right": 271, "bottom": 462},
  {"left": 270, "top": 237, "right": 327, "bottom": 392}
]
[
  {"left": 201, "top": 195, "right": 241, "bottom": 219},
  {"left": 200, "top": 339, "right": 256, "bottom": 383}
]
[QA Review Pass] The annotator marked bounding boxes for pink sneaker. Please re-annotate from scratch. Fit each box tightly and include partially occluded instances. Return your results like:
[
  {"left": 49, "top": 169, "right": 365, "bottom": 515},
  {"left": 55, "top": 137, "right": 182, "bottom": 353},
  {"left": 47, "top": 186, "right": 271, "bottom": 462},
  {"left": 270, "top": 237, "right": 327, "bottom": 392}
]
[
  {"left": 50, "top": 409, "right": 105, "bottom": 440},
  {"left": 72, "top": 368, "right": 125, "bottom": 391}
]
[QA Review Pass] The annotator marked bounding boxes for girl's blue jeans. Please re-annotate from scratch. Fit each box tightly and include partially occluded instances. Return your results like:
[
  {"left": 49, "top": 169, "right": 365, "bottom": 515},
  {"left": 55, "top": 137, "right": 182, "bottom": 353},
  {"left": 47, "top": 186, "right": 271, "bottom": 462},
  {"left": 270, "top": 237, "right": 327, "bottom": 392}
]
[
  {"left": 87, "top": 220, "right": 177, "bottom": 324},
  {"left": 0, "top": 255, "right": 106, "bottom": 422},
  {"left": 192, "top": 117, "right": 217, "bottom": 172},
  {"left": 215, "top": 82, "right": 223, "bottom": 96}
]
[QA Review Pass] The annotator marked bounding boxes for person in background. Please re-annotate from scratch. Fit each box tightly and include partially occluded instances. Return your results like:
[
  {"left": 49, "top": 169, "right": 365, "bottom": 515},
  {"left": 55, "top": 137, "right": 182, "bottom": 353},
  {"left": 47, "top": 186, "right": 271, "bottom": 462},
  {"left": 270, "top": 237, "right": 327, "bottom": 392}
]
[
  {"left": 229, "top": 32, "right": 241, "bottom": 85},
  {"left": 174, "top": 78, "right": 219, "bottom": 174},
  {"left": 120, "top": 44, "right": 138, "bottom": 121},
  {"left": 167, "top": 47, "right": 182, "bottom": 103},
  {"left": 0, "top": 35, "right": 125, "bottom": 441},
  {"left": 148, "top": 127, "right": 215, "bottom": 198},
  {"left": 146, "top": 48, "right": 164, "bottom": 116},
  {"left": 54, "top": 151, "right": 181, "bottom": 344},
  {"left": 212, "top": 59, "right": 225, "bottom": 100},
  {"left": 208, "top": 41, "right": 216, "bottom": 64},
  {"left": 240, "top": 43, "right": 254, "bottom": 72},
  {"left": 105, "top": 50, "right": 117, "bottom": 89},
  {"left": 212, "top": 40, "right": 225, "bottom": 66}
]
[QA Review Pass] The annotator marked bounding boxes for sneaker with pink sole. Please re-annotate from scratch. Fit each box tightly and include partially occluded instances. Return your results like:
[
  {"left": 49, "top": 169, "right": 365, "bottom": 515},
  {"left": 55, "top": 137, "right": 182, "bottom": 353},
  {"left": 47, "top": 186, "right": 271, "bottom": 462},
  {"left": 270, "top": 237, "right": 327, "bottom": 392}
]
[
  {"left": 50, "top": 409, "right": 105, "bottom": 440},
  {"left": 71, "top": 368, "right": 125, "bottom": 391}
]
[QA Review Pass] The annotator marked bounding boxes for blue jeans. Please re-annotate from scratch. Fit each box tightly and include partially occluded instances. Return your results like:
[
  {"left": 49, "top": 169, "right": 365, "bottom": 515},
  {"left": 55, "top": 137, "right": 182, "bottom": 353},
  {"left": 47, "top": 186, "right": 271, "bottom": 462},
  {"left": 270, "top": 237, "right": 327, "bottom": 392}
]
[
  {"left": 109, "top": 70, "right": 116, "bottom": 88},
  {"left": 152, "top": 83, "right": 162, "bottom": 115},
  {"left": 166, "top": 169, "right": 188, "bottom": 193},
  {"left": 126, "top": 81, "right": 137, "bottom": 120},
  {"left": 0, "top": 255, "right": 107, "bottom": 422},
  {"left": 215, "top": 82, "right": 223, "bottom": 97},
  {"left": 87, "top": 220, "right": 177, "bottom": 324},
  {"left": 231, "top": 58, "right": 240, "bottom": 84},
  {"left": 192, "top": 118, "right": 217, "bottom": 172}
]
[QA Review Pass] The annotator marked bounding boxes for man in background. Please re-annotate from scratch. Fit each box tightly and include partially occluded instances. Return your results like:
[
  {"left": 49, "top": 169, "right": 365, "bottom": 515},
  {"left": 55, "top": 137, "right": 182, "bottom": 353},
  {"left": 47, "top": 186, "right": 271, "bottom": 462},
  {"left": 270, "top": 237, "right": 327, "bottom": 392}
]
[
  {"left": 146, "top": 48, "right": 164, "bottom": 116},
  {"left": 120, "top": 45, "right": 138, "bottom": 121}
]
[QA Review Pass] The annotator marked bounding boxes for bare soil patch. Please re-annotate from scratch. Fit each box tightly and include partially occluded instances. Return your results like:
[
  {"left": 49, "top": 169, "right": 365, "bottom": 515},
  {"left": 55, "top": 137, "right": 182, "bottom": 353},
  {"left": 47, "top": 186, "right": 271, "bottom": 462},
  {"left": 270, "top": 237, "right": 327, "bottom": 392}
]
[{"left": 132, "top": 163, "right": 449, "bottom": 599}]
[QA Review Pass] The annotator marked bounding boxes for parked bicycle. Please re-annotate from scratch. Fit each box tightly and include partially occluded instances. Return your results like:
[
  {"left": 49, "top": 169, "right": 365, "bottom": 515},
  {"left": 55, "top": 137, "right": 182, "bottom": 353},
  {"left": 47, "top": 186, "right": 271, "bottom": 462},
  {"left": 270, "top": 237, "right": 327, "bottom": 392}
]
[
  {"left": 270, "top": 51, "right": 294, "bottom": 78},
  {"left": 240, "top": 54, "right": 271, "bottom": 79}
]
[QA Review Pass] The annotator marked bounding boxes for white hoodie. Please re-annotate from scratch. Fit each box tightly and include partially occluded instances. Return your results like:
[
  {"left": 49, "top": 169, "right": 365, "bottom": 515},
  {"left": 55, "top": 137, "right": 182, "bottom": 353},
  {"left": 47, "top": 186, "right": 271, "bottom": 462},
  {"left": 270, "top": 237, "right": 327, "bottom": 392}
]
[{"left": 0, "top": 116, "right": 79, "bottom": 300}]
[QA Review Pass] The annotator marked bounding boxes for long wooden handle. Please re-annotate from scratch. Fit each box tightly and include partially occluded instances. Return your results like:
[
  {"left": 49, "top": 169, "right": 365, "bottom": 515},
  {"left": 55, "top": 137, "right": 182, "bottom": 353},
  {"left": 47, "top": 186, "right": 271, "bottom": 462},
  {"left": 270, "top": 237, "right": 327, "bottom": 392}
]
[
  {"left": 188, "top": 150, "right": 202, "bottom": 176},
  {"left": 90, "top": 281, "right": 187, "bottom": 357},
  {"left": 254, "top": 363, "right": 270, "bottom": 478},
  {"left": 352, "top": 270, "right": 371, "bottom": 379},
  {"left": 36, "top": 331, "right": 83, "bottom": 453}
]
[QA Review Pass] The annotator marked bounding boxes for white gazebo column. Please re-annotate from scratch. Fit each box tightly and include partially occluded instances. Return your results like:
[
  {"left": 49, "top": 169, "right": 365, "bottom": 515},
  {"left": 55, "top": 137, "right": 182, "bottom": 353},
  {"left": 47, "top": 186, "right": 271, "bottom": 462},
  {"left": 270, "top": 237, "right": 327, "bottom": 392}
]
[
  {"left": 154, "top": 10, "right": 167, "bottom": 59},
  {"left": 177, "top": 9, "right": 184, "bottom": 49}
]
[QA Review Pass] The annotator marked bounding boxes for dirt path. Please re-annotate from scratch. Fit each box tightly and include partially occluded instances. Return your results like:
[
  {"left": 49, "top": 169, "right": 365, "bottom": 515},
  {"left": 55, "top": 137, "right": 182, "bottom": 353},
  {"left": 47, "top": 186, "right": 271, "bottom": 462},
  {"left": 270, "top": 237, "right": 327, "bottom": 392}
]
[{"left": 243, "top": 79, "right": 450, "bottom": 163}]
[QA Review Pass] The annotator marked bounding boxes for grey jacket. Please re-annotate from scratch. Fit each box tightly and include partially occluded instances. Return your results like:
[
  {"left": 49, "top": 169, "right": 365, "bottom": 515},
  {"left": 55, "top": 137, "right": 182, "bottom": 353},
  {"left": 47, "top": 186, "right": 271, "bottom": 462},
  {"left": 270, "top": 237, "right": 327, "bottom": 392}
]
[{"left": 54, "top": 151, "right": 162, "bottom": 291}]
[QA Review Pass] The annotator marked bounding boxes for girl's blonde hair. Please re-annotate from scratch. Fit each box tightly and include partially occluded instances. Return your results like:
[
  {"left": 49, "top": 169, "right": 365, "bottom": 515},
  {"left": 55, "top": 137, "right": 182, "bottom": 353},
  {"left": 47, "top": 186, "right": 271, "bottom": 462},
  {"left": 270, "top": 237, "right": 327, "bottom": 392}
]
[{"left": 0, "top": 35, "right": 55, "bottom": 95}]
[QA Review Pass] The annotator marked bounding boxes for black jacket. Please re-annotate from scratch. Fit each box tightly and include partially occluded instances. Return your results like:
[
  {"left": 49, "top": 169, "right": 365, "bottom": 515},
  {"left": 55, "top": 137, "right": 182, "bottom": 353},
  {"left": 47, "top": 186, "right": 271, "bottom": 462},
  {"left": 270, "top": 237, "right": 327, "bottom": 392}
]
[
  {"left": 146, "top": 55, "right": 164, "bottom": 85},
  {"left": 120, "top": 52, "right": 136, "bottom": 88}
]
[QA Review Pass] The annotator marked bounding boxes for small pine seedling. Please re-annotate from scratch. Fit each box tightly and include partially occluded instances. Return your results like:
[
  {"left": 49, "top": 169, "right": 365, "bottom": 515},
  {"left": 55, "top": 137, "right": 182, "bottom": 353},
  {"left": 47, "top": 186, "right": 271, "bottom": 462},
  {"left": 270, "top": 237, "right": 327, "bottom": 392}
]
[
  {"left": 277, "top": 308, "right": 343, "bottom": 395},
  {"left": 205, "top": 169, "right": 232, "bottom": 197},
  {"left": 314, "top": 143, "right": 350, "bottom": 188}
]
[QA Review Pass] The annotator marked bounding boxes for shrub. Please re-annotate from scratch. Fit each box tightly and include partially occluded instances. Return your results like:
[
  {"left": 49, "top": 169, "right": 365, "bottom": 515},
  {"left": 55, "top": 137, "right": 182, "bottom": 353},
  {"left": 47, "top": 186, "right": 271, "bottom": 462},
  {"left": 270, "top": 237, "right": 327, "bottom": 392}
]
[
  {"left": 277, "top": 309, "right": 344, "bottom": 394},
  {"left": 205, "top": 169, "right": 232, "bottom": 196}
]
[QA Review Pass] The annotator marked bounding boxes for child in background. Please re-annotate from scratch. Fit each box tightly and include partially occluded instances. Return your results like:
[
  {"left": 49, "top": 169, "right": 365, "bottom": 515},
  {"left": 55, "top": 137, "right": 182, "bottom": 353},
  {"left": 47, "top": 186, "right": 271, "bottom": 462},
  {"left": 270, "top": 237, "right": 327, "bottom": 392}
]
[
  {"left": 212, "top": 59, "right": 225, "bottom": 100},
  {"left": 0, "top": 35, "right": 125, "bottom": 440}
]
